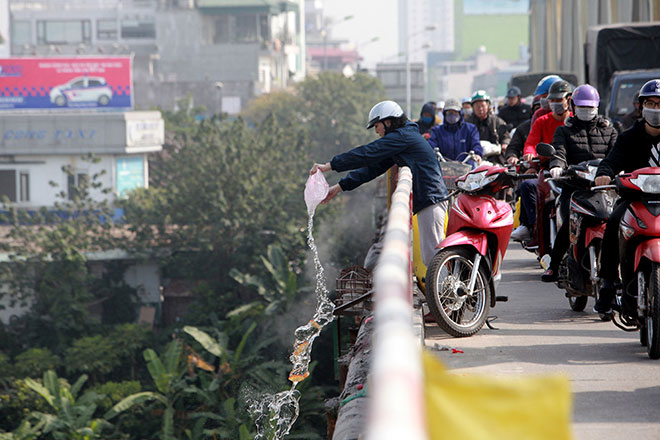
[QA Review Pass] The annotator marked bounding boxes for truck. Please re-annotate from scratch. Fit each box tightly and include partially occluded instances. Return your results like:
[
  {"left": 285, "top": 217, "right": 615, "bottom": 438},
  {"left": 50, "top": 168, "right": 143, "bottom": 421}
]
[
  {"left": 508, "top": 71, "right": 578, "bottom": 98},
  {"left": 584, "top": 22, "right": 660, "bottom": 118}
]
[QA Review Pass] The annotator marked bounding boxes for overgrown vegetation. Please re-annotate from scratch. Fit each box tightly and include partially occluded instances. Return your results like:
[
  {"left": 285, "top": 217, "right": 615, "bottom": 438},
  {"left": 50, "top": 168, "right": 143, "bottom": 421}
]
[{"left": 0, "top": 72, "right": 386, "bottom": 438}]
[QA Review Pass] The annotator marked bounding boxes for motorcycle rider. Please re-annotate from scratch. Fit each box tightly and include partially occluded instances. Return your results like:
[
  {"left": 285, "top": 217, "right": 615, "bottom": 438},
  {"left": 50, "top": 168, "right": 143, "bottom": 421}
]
[
  {"left": 498, "top": 86, "right": 532, "bottom": 130},
  {"left": 506, "top": 95, "right": 543, "bottom": 165},
  {"left": 415, "top": 101, "right": 438, "bottom": 137},
  {"left": 466, "top": 90, "right": 510, "bottom": 165},
  {"left": 511, "top": 80, "right": 573, "bottom": 241},
  {"left": 310, "top": 100, "right": 449, "bottom": 267},
  {"left": 593, "top": 80, "right": 660, "bottom": 315},
  {"left": 462, "top": 96, "right": 473, "bottom": 120},
  {"left": 540, "top": 84, "right": 618, "bottom": 282},
  {"left": 531, "top": 75, "right": 562, "bottom": 126},
  {"left": 428, "top": 98, "right": 482, "bottom": 167}
]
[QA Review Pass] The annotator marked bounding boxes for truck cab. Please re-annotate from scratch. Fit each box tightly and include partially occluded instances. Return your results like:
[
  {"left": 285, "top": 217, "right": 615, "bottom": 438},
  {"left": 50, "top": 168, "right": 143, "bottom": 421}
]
[{"left": 607, "top": 69, "right": 660, "bottom": 127}]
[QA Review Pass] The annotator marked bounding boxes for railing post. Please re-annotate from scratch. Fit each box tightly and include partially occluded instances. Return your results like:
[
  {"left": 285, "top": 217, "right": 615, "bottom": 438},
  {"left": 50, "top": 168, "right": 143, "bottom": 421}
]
[{"left": 366, "top": 166, "right": 427, "bottom": 440}]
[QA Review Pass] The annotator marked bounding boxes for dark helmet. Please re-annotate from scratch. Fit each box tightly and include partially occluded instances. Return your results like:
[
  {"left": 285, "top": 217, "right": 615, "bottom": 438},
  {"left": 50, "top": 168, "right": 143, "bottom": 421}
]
[
  {"left": 547, "top": 80, "right": 573, "bottom": 100},
  {"left": 638, "top": 79, "right": 660, "bottom": 105}
]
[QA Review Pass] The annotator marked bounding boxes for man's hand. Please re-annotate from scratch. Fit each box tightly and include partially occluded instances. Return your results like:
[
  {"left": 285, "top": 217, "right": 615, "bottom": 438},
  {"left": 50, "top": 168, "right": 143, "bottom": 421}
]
[
  {"left": 310, "top": 162, "right": 331, "bottom": 175},
  {"left": 549, "top": 167, "right": 562, "bottom": 179},
  {"left": 322, "top": 184, "right": 342, "bottom": 204},
  {"left": 506, "top": 156, "right": 519, "bottom": 165},
  {"left": 594, "top": 175, "right": 611, "bottom": 186},
  {"left": 521, "top": 153, "right": 534, "bottom": 162}
]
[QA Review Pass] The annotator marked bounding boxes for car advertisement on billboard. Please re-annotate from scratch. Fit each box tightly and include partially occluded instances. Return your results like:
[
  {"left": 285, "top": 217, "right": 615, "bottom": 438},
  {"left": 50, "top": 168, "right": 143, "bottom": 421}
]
[{"left": 0, "top": 56, "right": 132, "bottom": 110}]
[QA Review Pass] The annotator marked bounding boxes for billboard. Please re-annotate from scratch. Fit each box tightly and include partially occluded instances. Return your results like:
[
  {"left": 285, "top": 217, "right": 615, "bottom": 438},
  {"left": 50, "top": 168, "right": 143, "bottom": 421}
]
[{"left": 0, "top": 56, "right": 132, "bottom": 110}]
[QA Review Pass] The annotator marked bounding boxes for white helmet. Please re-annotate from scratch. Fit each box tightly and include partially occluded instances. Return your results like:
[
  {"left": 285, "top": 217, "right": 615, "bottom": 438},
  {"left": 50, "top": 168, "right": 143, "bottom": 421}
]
[{"left": 366, "top": 100, "right": 404, "bottom": 129}]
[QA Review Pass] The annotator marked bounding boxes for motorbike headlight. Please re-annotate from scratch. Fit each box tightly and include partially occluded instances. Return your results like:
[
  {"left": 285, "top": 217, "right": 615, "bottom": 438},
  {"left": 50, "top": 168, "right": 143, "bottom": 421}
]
[
  {"left": 629, "top": 174, "right": 660, "bottom": 194},
  {"left": 457, "top": 171, "right": 497, "bottom": 191}
]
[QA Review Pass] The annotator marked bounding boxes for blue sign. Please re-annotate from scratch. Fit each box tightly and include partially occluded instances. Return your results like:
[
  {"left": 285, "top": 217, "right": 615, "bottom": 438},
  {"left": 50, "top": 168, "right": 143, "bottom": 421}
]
[{"left": 116, "top": 156, "right": 144, "bottom": 198}]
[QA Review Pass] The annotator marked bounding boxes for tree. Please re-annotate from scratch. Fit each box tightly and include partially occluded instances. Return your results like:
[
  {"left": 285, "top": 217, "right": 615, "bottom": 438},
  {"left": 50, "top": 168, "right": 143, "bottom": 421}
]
[
  {"left": 22, "top": 370, "right": 111, "bottom": 440},
  {"left": 105, "top": 340, "right": 185, "bottom": 440}
]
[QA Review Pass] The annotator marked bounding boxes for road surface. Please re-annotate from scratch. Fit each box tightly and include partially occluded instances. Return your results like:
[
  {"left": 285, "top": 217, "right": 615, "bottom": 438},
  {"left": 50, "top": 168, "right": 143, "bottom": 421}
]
[{"left": 424, "top": 245, "right": 660, "bottom": 440}]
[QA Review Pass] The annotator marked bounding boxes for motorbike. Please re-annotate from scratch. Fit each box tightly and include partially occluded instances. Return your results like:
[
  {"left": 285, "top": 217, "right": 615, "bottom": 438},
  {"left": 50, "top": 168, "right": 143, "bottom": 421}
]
[
  {"left": 515, "top": 143, "right": 558, "bottom": 264},
  {"left": 425, "top": 164, "right": 534, "bottom": 337},
  {"left": 552, "top": 160, "right": 616, "bottom": 313},
  {"left": 611, "top": 167, "right": 660, "bottom": 359}
]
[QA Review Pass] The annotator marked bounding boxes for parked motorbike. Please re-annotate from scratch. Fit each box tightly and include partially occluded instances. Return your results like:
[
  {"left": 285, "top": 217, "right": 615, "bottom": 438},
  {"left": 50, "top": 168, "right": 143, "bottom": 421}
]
[
  {"left": 552, "top": 160, "right": 616, "bottom": 312},
  {"left": 425, "top": 164, "right": 534, "bottom": 337},
  {"left": 611, "top": 167, "right": 660, "bottom": 359}
]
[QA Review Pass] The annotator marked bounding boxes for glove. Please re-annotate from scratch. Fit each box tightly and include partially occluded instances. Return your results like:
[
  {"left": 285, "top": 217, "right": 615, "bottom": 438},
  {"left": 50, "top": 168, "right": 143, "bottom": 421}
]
[{"left": 549, "top": 167, "right": 563, "bottom": 179}]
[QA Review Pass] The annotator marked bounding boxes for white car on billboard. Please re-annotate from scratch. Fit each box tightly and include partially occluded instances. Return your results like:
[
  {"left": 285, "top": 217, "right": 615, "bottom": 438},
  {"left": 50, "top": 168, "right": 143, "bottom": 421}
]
[{"left": 49, "top": 76, "right": 113, "bottom": 107}]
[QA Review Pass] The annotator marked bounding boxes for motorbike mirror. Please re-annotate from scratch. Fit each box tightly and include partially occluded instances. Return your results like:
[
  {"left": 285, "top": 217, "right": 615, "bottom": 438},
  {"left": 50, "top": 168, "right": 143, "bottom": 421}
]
[{"left": 536, "top": 142, "right": 555, "bottom": 158}]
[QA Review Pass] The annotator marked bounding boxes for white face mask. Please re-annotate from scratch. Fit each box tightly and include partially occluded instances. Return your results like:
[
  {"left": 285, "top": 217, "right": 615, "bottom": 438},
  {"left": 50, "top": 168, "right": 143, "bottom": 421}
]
[
  {"left": 463, "top": 107, "right": 473, "bottom": 117},
  {"left": 549, "top": 101, "right": 567, "bottom": 115},
  {"left": 575, "top": 107, "right": 598, "bottom": 121},
  {"left": 643, "top": 107, "right": 660, "bottom": 128}
]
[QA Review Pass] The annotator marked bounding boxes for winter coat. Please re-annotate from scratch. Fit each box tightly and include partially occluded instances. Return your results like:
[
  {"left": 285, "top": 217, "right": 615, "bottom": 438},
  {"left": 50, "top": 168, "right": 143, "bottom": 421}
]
[
  {"left": 596, "top": 119, "right": 660, "bottom": 179},
  {"left": 523, "top": 112, "right": 569, "bottom": 156},
  {"left": 466, "top": 113, "right": 511, "bottom": 146},
  {"left": 498, "top": 103, "right": 532, "bottom": 130},
  {"left": 505, "top": 119, "right": 532, "bottom": 160},
  {"left": 550, "top": 115, "right": 617, "bottom": 169},
  {"left": 427, "top": 119, "right": 482, "bottom": 164},
  {"left": 331, "top": 121, "right": 449, "bottom": 214}
]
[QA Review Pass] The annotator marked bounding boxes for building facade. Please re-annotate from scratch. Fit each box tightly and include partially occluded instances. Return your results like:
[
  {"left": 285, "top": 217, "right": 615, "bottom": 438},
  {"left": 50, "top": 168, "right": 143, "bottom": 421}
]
[
  {"left": 9, "top": 0, "right": 306, "bottom": 114},
  {"left": 0, "top": 110, "right": 163, "bottom": 208}
]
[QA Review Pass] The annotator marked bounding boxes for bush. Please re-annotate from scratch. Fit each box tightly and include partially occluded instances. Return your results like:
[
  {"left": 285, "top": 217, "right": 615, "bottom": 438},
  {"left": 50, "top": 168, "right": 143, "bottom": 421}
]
[
  {"left": 13, "top": 348, "right": 60, "bottom": 378},
  {"left": 64, "top": 335, "right": 121, "bottom": 383},
  {"left": 0, "top": 378, "right": 50, "bottom": 431}
]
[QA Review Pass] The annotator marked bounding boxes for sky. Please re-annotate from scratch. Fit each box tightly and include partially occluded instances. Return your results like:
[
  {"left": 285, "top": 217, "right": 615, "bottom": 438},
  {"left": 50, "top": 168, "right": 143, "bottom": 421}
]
[{"left": 322, "top": 0, "right": 399, "bottom": 70}]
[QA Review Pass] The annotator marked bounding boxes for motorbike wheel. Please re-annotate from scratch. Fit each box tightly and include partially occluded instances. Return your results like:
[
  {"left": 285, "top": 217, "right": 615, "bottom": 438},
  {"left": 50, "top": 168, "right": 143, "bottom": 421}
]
[
  {"left": 646, "top": 262, "right": 660, "bottom": 359},
  {"left": 640, "top": 323, "right": 648, "bottom": 347},
  {"left": 426, "top": 247, "right": 491, "bottom": 337},
  {"left": 568, "top": 295, "right": 588, "bottom": 312}
]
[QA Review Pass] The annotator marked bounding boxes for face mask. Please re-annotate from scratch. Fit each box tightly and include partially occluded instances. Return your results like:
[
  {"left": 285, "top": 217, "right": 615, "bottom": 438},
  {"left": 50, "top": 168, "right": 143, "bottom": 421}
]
[
  {"left": 540, "top": 98, "right": 549, "bottom": 111},
  {"left": 421, "top": 116, "right": 433, "bottom": 124},
  {"left": 463, "top": 107, "right": 472, "bottom": 117},
  {"left": 549, "top": 101, "right": 567, "bottom": 115},
  {"left": 575, "top": 107, "right": 598, "bottom": 121},
  {"left": 643, "top": 107, "right": 660, "bottom": 128},
  {"left": 445, "top": 113, "right": 461, "bottom": 125}
]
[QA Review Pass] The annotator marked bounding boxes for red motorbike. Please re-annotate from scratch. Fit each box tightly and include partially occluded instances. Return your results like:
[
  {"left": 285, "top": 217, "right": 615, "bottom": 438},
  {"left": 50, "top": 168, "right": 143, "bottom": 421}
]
[
  {"left": 613, "top": 167, "right": 660, "bottom": 358},
  {"left": 425, "top": 164, "right": 532, "bottom": 337}
]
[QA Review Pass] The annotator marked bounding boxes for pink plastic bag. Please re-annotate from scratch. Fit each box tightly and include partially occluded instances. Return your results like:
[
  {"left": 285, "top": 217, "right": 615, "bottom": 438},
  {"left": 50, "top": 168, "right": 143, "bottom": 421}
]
[{"left": 304, "top": 170, "right": 329, "bottom": 215}]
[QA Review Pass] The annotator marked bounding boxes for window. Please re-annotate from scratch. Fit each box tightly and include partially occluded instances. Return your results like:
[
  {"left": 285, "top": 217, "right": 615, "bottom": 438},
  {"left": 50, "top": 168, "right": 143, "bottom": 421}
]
[
  {"left": 19, "top": 172, "right": 29, "bottom": 202},
  {"left": 37, "top": 20, "right": 91, "bottom": 45},
  {"left": 213, "top": 16, "right": 230, "bottom": 44},
  {"left": 67, "top": 172, "right": 88, "bottom": 201},
  {"left": 97, "top": 19, "right": 117, "bottom": 40},
  {"left": 0, "top": 170, "right": 16, "bottom": 202},
  {"left": 88, "top": 79, "right": 104, "bottom": 87},
  {"left": 12, "top": 21, "right": 31, "bottom": 46},
  {"left": 121, "top": 17, "right": 156, "bottom": 39},
  {"left": 0, "top": 170, "right": 29, "bottom": 203},
  {"left": 236, "top": 14, "right": 257, "bottom": 42}
]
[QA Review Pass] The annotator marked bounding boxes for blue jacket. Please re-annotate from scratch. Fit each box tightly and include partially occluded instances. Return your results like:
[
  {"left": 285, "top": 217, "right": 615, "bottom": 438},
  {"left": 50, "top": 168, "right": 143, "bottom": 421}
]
[
  {"left": 330, "top": 122, "right": 449, "bottom": 214},
  {"left": 427, "top": 119, "right": 482, "bottom": 165}
]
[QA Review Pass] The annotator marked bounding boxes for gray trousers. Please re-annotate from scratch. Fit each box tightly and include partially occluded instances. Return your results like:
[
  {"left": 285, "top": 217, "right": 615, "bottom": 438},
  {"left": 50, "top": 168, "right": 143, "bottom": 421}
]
[{"left": 417, "top": 200, "right": 449, "bottom": 267}]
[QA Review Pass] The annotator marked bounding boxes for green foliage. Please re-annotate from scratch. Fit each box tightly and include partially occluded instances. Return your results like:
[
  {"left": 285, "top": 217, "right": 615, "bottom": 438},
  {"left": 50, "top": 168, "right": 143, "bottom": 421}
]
[
  {"left": 22, "top": 370, "right": 111, "bottom": 439},
  {"left": 64, "top": 335, "right": 122, "bottom": 384},
  {"left": 0, "top": 155, "right": 121, "bottom": 352},
  {"left": 0, "top": 379, "right": 51, "bottom": 432},
  {"left": 90, "top": 381, "right": 142, "bottom": 412},
  {"left": 13, "top": 348, "right": 61, "bottom": 379},
  {"left": 105, "top": 341, "right": 184, "bottom": 440}
]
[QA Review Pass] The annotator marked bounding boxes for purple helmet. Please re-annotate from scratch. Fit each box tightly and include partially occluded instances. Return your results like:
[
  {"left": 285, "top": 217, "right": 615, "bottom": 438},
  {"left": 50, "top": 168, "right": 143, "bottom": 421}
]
[{"left": 572, "top": 84, "right": 600, "bottom": 107}]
